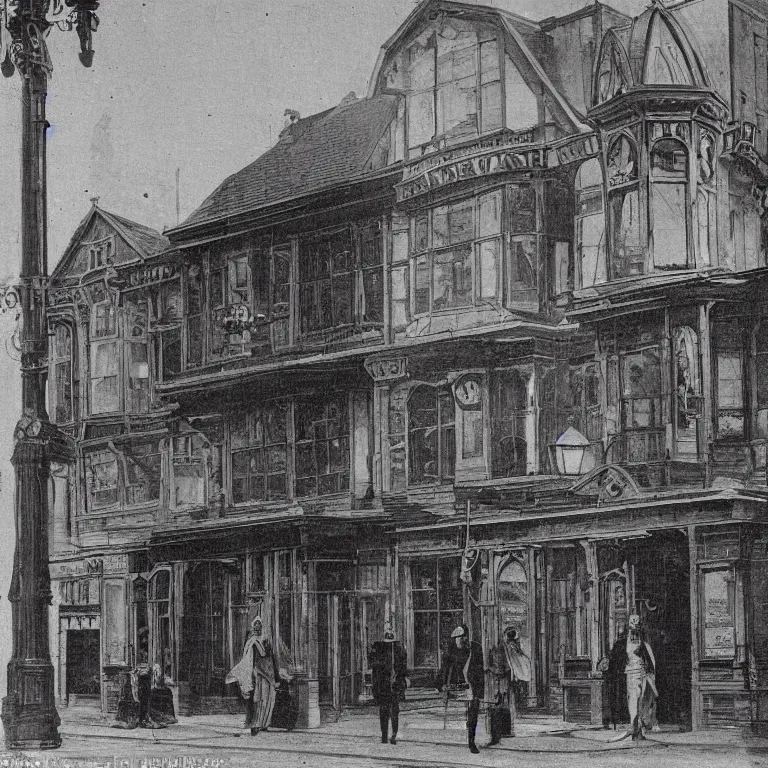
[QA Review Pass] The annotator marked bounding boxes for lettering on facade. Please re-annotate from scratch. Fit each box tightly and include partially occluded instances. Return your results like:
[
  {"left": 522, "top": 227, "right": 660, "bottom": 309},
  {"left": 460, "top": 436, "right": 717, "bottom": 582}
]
[
  {"left": 50, "top": 558, "right": 102, "bottom": 578},
  {"left": 364, "top": 356, "right": 407, "bottom": 382},
  {"left": 103, "top": 554, "right": 129, "bottom": 574},
  {"left": 127, "top": 263, "right": 178, "bottom": 288},
  {"left": 396, "top": 134, "right": 599, "bottom": 202}
]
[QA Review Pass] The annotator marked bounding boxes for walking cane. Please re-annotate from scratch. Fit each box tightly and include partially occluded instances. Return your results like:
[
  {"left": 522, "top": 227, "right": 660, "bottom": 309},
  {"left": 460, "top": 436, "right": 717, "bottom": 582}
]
[{"left": 443, "top": 668, "right": 452, "bottom": 730}]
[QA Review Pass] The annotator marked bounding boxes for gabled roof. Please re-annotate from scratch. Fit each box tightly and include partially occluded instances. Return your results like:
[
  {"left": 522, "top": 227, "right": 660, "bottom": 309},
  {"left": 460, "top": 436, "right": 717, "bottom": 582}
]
[
  {"left": 170, "top": 94, "right": 398, "bottom": 236},
  {"left": 367, "top": 0, "right": 592, "bottom": 134},
  {"left": 51, "top": 204, "right": 170, "bottom": 281}
]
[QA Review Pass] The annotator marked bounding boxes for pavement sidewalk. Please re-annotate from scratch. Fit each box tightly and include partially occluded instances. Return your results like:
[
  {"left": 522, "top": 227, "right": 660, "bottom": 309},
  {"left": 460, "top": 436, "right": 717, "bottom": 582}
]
[{"left": 58, "top": 702, "right": 768, "bottom": 755}]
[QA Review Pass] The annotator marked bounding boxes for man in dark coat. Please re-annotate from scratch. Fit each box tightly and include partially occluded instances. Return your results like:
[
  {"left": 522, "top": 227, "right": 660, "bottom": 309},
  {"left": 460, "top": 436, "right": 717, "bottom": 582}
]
[
  {"left": 436, "top": 624, "right": 485, "bottom": 754},
  {"left": 368, "top": 624, "right": 408, "bottom": 745}
]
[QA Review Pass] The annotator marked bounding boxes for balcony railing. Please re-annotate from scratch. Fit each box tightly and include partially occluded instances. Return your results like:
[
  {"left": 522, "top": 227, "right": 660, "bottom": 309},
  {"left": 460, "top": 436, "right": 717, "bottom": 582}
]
[{"left": 606, "top": 429, "right": 666, "bottom": 465}]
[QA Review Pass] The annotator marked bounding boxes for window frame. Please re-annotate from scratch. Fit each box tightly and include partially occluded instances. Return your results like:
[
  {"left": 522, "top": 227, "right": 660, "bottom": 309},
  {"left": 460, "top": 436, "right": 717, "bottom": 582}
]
[
  {"left": 148, "top": 567, "right": 174, "bottom": 683},
  {"left": 409, "top": 187, "right": 507, "bottom": 316},
  {"left": 574, "top": 159, "right": 607, "bottom": 288},
  {"left": 51, "top": 322, "right": 76, "bottom": 424},
  {"left": 490, "top": 368, "right": 529, "bottom": 479},
  {"left": 649, "top": 137, "right": 691, "bottom": 270},
  {"left": 606, "top": 134, "right": 643, "bottom": 279},
  {"left": 407, "top": 384, "right": 456, "bottom": 486}
]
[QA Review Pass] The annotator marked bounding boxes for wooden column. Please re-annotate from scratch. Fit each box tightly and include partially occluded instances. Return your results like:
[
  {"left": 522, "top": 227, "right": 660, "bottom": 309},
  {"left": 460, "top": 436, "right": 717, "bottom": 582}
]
[{"left": 688, "top": 525, "right": 702, "bottom": 729}]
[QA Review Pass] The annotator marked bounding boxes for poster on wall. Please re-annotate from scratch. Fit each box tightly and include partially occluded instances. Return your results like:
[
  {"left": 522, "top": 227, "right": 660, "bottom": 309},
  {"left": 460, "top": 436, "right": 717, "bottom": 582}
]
[{"left": 703, "top": 570, "right": 734, "bottom": 658}]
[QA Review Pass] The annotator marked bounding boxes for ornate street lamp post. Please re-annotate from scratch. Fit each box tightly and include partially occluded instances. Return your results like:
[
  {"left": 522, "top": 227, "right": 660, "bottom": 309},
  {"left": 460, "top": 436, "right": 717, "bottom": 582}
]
[{"left": 0, "top": 0, "right": 101, "bottom": 749}]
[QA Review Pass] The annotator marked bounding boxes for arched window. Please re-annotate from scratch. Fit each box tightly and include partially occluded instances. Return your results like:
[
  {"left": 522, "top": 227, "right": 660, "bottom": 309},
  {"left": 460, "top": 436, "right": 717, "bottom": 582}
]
[
  {"left": 51, "top": 323, "right": 75, "bottom": 423},
  {"left": 498, "top": 559, "right": 529, "bottom": 653},
  {"left": 607, "top": 136, "right": 642, "bottom": 278},
  {"left": 651, "top": 139, "right": 690, "bottom": 269},
  {"left": 408, "top": 385, "right": 455, "bottom": 485},
  {"left": 491, "top": 370, "right": 528, "bottom": 478},
  {"left": 575, "top": 159, "right": 606, "bottom": 287}
]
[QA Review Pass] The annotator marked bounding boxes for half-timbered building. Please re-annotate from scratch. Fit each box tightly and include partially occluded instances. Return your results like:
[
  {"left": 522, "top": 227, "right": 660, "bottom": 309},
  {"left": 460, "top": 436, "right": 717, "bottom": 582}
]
[{"left": 45, "top": 0, "right": 768, "bottom": 734}]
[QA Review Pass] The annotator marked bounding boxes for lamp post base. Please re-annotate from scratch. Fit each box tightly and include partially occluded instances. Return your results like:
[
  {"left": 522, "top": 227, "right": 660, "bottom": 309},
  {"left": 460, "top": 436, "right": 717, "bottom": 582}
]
[{"left": 1, "top": 659, "right": 61, "bottom": 750}]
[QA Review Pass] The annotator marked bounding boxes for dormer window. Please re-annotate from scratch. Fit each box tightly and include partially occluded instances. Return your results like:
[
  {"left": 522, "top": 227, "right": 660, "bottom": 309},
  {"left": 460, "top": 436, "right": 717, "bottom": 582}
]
[
  {"left": 88, "top": 236, "right": 115, "bottom": 271},
  {"left": 404, "top": 22, "right": 505, "bottom": 158}
]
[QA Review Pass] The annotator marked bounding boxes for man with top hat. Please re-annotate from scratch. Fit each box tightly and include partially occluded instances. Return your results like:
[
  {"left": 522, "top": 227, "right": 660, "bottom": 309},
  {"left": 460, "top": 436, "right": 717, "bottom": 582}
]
[
  {"left": 368, "top": 623, "right": 408, "bottom": 744},
  {"left": 436, "top": 624, "right": 485, "bottom": 754}
]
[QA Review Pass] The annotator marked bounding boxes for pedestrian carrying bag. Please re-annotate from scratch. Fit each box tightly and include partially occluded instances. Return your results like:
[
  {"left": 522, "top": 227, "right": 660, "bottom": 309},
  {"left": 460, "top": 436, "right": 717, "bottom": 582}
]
[{"left": 490, "top": 702, "right": 512, "bottom": 736}]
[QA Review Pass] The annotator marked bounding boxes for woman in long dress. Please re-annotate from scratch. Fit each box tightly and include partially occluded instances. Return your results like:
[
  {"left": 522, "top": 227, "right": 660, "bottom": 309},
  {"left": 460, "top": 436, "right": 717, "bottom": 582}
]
[{"left": 226, "top": 616, "right": 278, "bottom": 735}]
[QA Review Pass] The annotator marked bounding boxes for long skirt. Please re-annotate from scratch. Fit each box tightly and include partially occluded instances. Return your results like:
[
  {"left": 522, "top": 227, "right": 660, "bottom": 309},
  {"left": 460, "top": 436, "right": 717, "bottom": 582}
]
[
  {"left": 245, "top": 673, "right": 276, "bottom": 730},
  {"left": 626, "top": 670, "right": 656, "bottom": 735}
]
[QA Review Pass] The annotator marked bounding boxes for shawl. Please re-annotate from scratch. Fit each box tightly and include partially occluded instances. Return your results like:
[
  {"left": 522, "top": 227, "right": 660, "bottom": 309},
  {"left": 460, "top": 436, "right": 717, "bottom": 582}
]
[
  {"left": 503, "top": 639, "right": 532, "bottom": 683},
  {"left": 225, "top": 635, "right": 275, "bottom": 697}
]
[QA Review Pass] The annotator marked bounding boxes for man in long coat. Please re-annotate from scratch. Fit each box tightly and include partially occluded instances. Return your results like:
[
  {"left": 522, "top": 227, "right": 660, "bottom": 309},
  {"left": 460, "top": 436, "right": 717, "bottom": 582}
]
[
  {"left": 226, "top": 616, "right": 278, "bottom": 735},
  {"left": 436, "top": 624, "right": 485, "bottom": 754},
  {"left": 368, "top": 624, "right": 408, "bottom": 744},
  {"left": 487, "top": 625, "right": 531, "bottom": 744}
]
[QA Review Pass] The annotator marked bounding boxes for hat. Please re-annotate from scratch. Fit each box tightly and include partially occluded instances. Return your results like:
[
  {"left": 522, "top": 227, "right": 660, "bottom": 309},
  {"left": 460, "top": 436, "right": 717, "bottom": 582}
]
[
  {"left": 504, "top": 626, "right": 519, "bottom": 641},
  {"left": 628, "top": 613, "right": 641, "bottom": 629},
  {"left": 450, "top": 625, "right": 466, "bottom": 639},
  {"left": 383, "top": 622, "right": 395, "bottom": 642}
]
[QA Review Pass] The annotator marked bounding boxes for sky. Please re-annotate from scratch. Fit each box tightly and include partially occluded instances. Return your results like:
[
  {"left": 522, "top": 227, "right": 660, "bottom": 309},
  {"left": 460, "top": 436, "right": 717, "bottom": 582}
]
[{"left": 0, "top": 0, "right": 650, "bottom": 698}]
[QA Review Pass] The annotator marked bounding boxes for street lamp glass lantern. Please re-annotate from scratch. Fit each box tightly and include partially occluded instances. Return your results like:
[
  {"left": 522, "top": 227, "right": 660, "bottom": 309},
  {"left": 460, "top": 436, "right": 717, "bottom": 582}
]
[{"left": 554, "top": 426, "right": 594, "bottom": 476}]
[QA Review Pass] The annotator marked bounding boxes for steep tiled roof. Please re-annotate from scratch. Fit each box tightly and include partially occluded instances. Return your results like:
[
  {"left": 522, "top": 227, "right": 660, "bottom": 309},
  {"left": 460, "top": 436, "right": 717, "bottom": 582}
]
[
  {"left": 101, "top": 209, "right": 170, "bottom": 258},
  {"left": 174, "top": 95, "right": 398, "bottom": 233}
]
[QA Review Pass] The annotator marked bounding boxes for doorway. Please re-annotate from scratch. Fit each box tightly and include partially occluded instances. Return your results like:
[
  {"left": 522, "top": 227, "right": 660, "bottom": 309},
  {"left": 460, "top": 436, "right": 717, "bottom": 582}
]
[
  {"left": 66, "top": 629, "right": 100, "bottom": 700},
  {"left": 316, "top": 562, "right": 355, "bottom": 711},
  {"left": 599, "top": 530, "right": 692, "bottom": 727}
]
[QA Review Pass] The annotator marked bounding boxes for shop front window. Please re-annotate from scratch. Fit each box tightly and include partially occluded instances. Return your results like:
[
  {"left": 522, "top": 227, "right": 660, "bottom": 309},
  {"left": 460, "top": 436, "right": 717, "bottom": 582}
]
[
  {"left": 411, "top": 558, "right": 463, "bottom": 670},
  {"left": 149, "top": 570, "right": 173, "bottom": 682},
  {"left": 651, "top": 139, "right": 690, "bottom": 269},
  {"left": 408, "top": 385, "right": 455, "bottom": 485}
]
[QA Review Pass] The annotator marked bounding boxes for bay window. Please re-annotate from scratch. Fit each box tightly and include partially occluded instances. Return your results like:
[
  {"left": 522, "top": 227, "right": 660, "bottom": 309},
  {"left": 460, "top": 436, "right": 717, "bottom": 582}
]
[
  {"left": 607, "top": 136, "right": 642, "bottom": 278},
  {"left": 651, "top": 139, "right": 690, "bottom": 268},
  {"left": 411, "top": 188, "right": 507, "bottom": 313},
  {"left": 575, "top": 159, "right": 607, "bottom": 287},
  {"left": 84, "top": 449, "right": 119, "bottom": 510},
  {"left": 408, "top": 385, "right": 455, "bottom": 485}
]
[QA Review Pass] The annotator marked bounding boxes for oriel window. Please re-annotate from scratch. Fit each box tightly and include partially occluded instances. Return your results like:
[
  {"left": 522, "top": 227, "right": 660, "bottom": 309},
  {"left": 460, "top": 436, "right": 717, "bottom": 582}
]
[
  {"left": 607, "top": 136, "right": 642, "bottom": 278},
  {"left": 575, "top": 159, "right": 606, "bottom": 287},
  {"left": 651, "top": 138, "right": 690, "bottom": 269},
  {"left": 713, "top": 318, "right": 745, "bottom": 439}
]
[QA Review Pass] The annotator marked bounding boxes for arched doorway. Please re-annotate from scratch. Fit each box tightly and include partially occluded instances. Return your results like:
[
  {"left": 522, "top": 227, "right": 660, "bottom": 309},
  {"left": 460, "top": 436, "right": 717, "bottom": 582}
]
[{"left": 497, "top": 557, "right": 531, "bottom": 710}]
